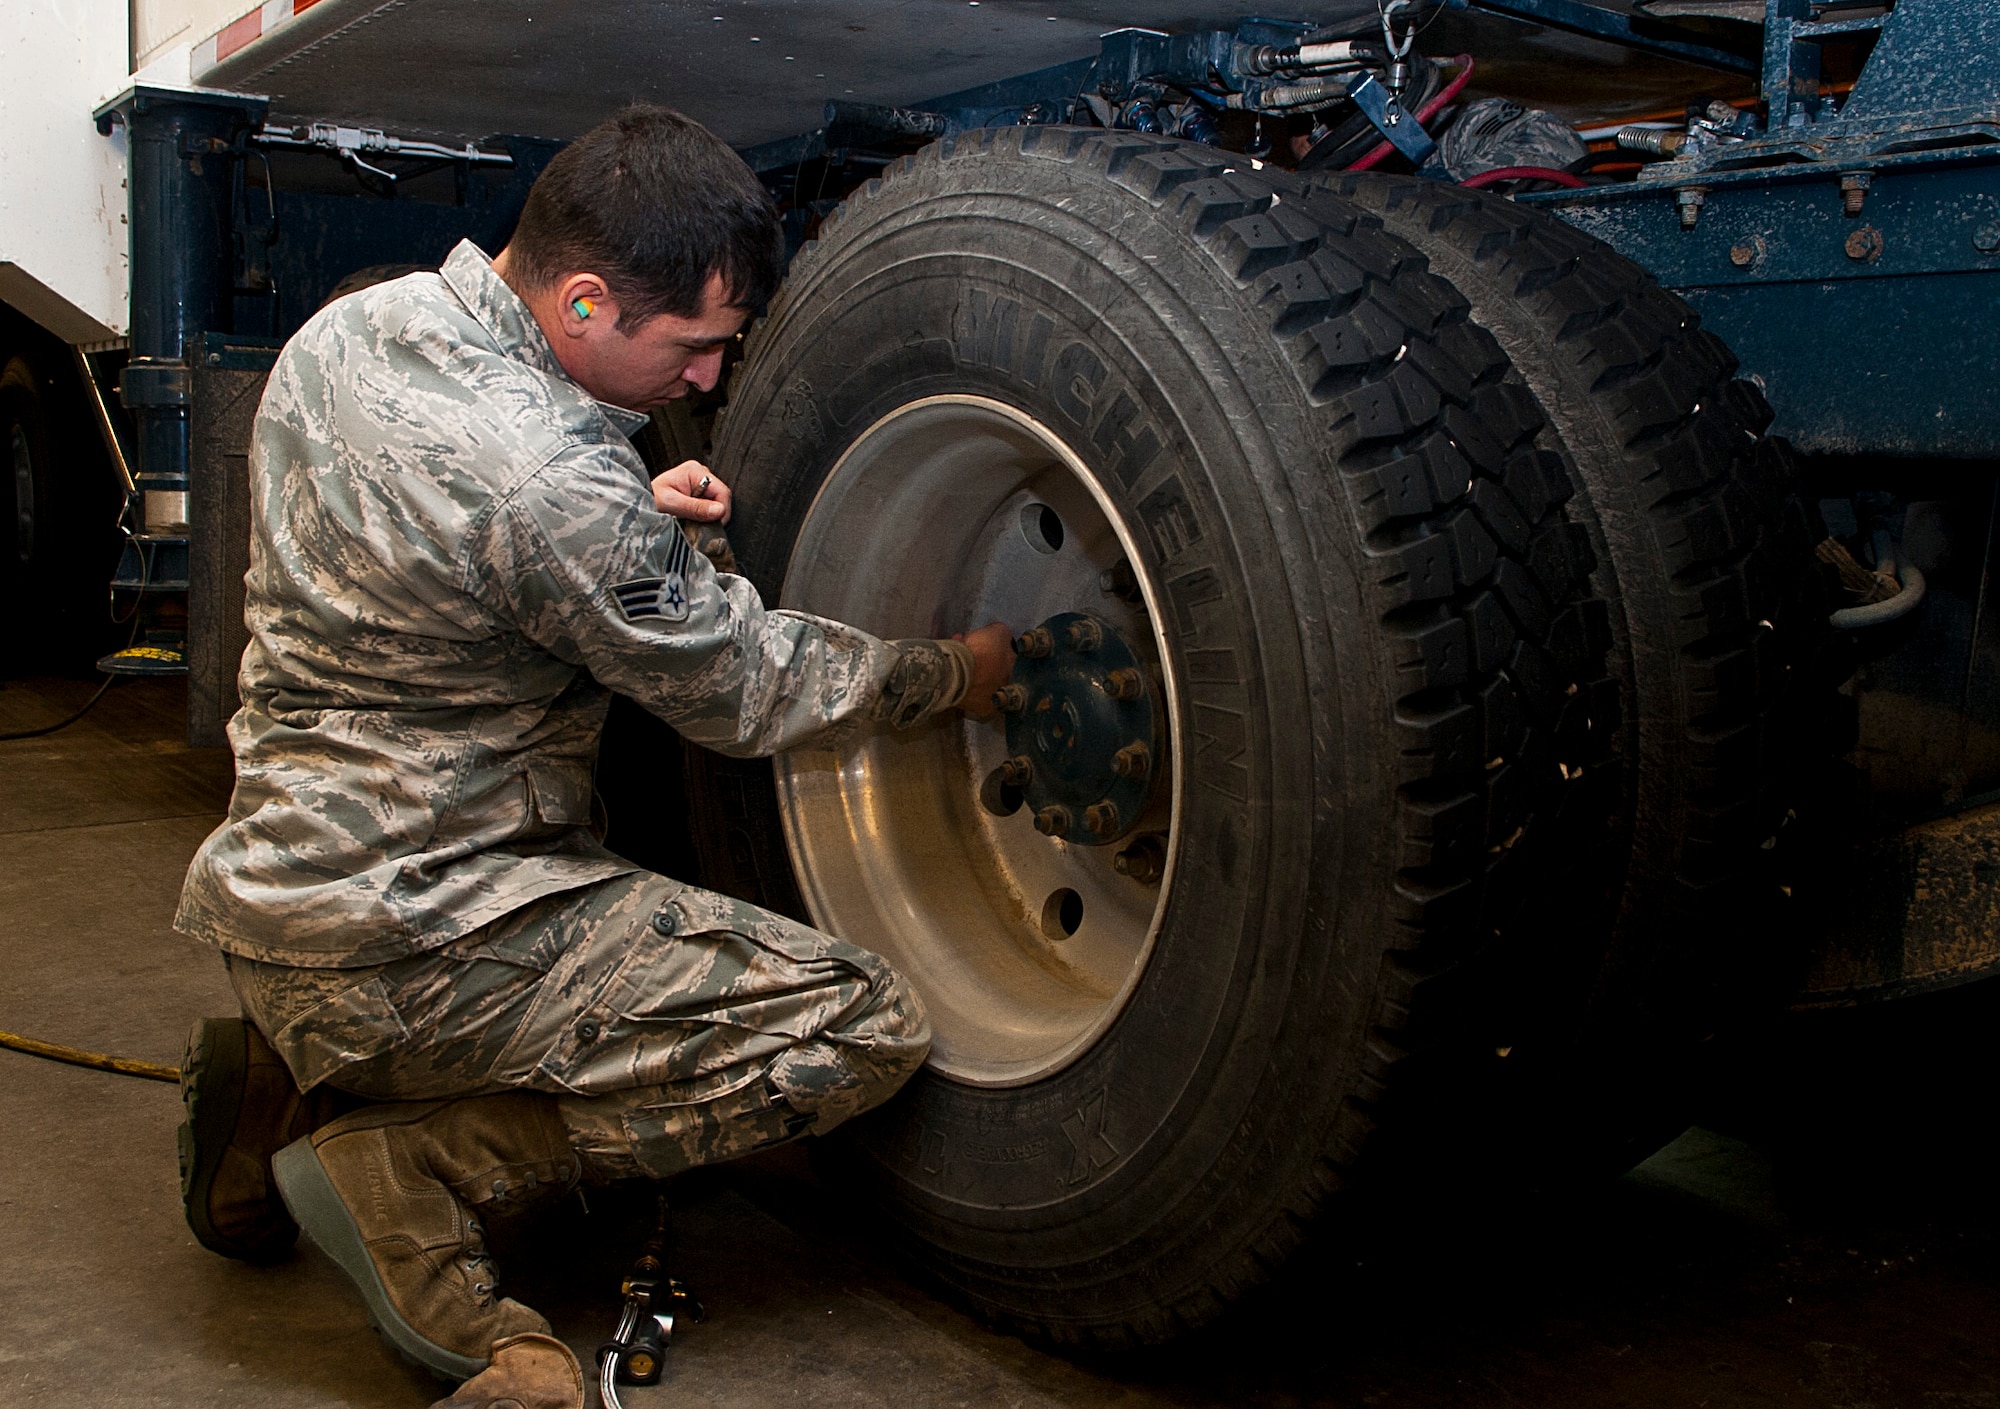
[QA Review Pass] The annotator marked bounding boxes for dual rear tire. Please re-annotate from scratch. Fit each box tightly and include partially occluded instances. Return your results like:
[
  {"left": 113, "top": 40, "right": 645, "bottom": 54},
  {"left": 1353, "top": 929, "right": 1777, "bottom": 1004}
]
[{"left": 692, "top": 131, "right": 1828, "bottom": 1346}]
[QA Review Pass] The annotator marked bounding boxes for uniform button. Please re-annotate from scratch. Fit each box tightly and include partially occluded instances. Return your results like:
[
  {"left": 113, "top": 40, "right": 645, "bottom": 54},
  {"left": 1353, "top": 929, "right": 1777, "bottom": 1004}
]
[
  {"left": 575, "top": 1018, "right": 601, "bottom": 1044},
  {"left": 653, "top": 910, "right": 679, "bottom": 936}
]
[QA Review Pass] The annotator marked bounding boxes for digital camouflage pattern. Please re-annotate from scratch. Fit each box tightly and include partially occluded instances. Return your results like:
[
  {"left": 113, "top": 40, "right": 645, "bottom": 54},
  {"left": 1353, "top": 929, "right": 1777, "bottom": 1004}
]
[
  {"left": 226, "top": 873, "right": 931, "bottom": 1179},
  {"left": 175, "top": 239, "right": 971, "bottom": 968}
]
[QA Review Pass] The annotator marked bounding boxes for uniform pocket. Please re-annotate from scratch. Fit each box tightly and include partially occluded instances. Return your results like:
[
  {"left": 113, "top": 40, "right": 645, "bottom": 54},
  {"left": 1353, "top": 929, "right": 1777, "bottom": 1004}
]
[
  {"left": 526, "top": 764, "right": 594, "bottom": 826},
  {"left": 615, "top": 1069, "right": 798, "bottom": 1178},
  {"left": 271, "top": 976, "right": 411, "bottom": 1091}
]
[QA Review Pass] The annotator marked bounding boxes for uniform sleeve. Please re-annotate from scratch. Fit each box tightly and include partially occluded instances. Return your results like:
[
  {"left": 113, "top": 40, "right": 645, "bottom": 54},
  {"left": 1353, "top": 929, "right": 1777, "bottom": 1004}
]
[{"left": 464, "top": 444, "right": 973, "bottom": 756}]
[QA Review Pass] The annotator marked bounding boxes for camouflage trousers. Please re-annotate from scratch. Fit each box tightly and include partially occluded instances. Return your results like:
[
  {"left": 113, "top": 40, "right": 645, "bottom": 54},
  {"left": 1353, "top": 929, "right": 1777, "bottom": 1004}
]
[{"left": 224, "top": 873, "right": 931, "bottom": 1182}]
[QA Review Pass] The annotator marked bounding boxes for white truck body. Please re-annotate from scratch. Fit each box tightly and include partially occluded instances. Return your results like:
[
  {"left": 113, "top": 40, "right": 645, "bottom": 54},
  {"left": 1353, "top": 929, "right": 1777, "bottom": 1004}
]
[{"left": 2, "top": 1, "right": 136, "bottom": 344}]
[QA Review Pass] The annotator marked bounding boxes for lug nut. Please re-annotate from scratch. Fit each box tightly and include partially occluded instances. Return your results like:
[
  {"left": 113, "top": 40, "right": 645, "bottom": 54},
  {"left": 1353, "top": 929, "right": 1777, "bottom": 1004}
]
[
  {"left": 1014, "top": 627, "right": 1054, "bottom": 659},
  {"left": 1033, "top": 805, "right": 1072, "bottom": 838},
  {"left": 998, "top": 754, "right": 1033, "bottom": 786},
  {"left": 1113, "top": 833, "right": 1167, "bottom": 884},
  {"left": 1112, "top": 741, "right": 1150, "bottom": 779},
  {"left": 1101, "top": 668, "right": 1144, "bottom": 700},
  {"left": 1064, "top": 618, "right": 1103, "bottom": 653},
  {"left": 991, "top": 684, "right": 1028, "bottom": 713},
  {"left": 1083, "top": 800, "right": 1121, "bottom": 835}
]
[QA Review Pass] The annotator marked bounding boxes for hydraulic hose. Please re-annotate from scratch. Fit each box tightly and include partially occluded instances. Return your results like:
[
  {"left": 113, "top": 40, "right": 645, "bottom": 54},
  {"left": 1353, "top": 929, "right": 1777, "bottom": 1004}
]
[
  {"left": 1829, "top": 562, "right": 1926, "bottom": 629},
  {"left": 1460, "top": 165, "right": 1589, "bottom": 189},
  {"left": 0, "top": 1028, "right": 180, "bottom": 1083}
]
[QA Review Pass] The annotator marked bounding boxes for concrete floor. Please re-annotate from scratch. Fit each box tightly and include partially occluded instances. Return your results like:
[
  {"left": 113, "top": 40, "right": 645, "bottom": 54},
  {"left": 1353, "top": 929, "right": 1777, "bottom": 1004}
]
[{"left": 5, "top": 671, "right": 2000, "bottom": 1408}]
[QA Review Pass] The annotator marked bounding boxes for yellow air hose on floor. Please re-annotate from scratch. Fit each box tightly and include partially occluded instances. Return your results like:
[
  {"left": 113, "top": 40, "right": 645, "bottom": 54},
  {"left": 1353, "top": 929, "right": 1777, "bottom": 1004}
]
[{"left": 0, "top": 1028, "right": 179, "bottom": 1083}]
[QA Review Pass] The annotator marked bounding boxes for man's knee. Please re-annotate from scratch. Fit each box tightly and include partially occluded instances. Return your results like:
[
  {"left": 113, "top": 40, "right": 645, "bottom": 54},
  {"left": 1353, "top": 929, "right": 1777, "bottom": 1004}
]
[{"left": 768, "top": 960, "right": 930, "bottom": 1135}]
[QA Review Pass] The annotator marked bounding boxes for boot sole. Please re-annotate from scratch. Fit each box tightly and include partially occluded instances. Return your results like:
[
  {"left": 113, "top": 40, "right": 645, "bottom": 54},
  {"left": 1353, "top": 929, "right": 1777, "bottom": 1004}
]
[
  {"left": 179, "top": 1017, "right": 298, "bottom": 1262},
  {"left": 271, "top": 1135, "right": 487, "bottom": 1383}
]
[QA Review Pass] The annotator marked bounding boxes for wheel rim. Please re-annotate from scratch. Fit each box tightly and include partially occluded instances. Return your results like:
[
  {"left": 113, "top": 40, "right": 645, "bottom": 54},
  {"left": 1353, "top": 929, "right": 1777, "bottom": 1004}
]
[{"left": 775, "top": 395, "right": 1182, "bottom": 1087}]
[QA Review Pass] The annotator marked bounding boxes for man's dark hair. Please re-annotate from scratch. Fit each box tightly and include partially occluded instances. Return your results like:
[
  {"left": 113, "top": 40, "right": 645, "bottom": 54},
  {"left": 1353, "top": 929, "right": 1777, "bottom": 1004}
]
[{"left": 506, "top": 104, "right": 783, "bottom": 326}]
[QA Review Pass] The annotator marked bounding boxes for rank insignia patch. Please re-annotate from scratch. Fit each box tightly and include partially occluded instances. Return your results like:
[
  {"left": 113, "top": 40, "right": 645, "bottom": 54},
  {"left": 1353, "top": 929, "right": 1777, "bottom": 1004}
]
[
  {"left": 612, "top": 573, "right": 690, "bottom": 623},
  {"left": 612, "top": 529, "right": 695, "bottom": 623}
]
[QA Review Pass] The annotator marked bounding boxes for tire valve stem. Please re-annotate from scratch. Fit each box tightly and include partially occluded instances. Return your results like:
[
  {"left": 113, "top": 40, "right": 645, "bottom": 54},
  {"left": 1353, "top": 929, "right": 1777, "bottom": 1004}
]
[
  {"left": 1112, "top": 741, "right": 1150, "bottom": 778},
  {"left": 1034, "top": 805, "right": 1072, "bottom": 838},
  {"left": 991, "top": 684, "right": 1029, "bottom": 713},
  {"left": 1099, "top": 558, "right": 1144, "bottom": 603},
  {"left": 1113, "top": 833, "right": 1167, "bottom": 884},
  {"left": 1014, "top": 627, "right": 1055, "bottom": 659}
]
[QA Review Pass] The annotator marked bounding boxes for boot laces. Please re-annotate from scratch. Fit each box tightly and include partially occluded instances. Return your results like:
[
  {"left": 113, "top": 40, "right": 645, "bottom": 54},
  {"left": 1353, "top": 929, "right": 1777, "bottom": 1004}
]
[{"left": 461, "top": 1216, "right": 497, "bottom": 1304}]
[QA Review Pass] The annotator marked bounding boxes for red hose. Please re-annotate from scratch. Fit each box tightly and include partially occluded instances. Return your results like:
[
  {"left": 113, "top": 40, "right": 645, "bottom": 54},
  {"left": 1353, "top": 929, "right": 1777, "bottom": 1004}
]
[
  {"left": 1459, "top": 165, "right": 1588, "bottom": 189},
  {"left": 1347, "top": 53, "right": 1473, "bottom": 172}
]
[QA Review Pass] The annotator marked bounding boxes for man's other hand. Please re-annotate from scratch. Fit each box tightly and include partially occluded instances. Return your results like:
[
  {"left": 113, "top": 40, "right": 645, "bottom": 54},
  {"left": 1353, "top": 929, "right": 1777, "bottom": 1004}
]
[
  {"left": 954, "top": 622, "right": 1017, "bottom": 717},
  {"left": 652, "top": 460, "right": 732, "bottom": 524}
]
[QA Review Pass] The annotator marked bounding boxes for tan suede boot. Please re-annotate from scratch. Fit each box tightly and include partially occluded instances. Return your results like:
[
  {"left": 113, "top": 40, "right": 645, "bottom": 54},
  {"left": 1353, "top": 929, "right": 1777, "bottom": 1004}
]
[
  {"left": 271, "top": 1093, "right": 580, "bottom": 1380},
  {"left": 178, "top": 1016, "right": 344, "bottom": 1262},
  {"left": 429, "top": 1333, "right": 584, "bottom": 1409}
]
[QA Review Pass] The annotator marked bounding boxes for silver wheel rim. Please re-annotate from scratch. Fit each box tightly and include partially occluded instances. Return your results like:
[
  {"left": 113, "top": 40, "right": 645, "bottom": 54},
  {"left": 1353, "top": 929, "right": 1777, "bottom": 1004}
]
[{"left": 776, "top": 395, "right": 1182, "bottom": 1087}]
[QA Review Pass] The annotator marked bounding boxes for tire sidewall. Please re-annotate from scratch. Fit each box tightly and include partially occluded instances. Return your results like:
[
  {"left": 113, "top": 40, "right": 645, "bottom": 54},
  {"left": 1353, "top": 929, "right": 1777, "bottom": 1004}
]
[{"left": 712, "top": 144, "right": 1393, "bottom": 1287}]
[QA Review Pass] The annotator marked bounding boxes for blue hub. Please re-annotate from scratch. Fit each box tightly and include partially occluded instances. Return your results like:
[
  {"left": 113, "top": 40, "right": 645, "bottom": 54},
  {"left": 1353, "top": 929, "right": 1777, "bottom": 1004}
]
[{"left": 995, "top": 611, "right": 1158, "bottom": 846}]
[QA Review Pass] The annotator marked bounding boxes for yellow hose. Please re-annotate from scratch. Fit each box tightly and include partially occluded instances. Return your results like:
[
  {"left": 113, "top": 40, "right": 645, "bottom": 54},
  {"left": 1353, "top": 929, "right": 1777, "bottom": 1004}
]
[{"left": 0, "top": 1029, "right": 180, "bottom": 1083}]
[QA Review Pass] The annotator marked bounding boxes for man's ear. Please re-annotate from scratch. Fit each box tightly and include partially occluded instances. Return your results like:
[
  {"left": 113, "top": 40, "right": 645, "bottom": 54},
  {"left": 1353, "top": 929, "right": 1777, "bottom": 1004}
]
[{"left": 553, "top": 273, "right": 614, "bottom": 337}]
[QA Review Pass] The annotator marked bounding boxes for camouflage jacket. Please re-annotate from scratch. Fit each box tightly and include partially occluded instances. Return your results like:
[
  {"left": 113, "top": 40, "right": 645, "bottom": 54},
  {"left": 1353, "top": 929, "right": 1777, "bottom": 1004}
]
[{"left": 175, "top": 240, "right": 971, "bottom": 967}]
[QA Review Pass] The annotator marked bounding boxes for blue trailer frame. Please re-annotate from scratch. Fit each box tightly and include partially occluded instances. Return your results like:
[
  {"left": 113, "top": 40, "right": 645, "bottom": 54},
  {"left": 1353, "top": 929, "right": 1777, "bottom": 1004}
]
[{"left": 81, "top": 0, "right": 1999, "bottom": 853}]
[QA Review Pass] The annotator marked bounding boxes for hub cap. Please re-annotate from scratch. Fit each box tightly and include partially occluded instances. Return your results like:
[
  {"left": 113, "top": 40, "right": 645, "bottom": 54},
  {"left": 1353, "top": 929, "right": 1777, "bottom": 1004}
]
[{"left": 998, "top": 611, "right": 1159, "bottom": 845}]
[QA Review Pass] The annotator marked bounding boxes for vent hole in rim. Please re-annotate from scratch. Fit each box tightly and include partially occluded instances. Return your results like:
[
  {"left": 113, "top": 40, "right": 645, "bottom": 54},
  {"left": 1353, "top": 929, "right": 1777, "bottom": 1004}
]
[
  {"left": 1041, "top": 887, "right": 1084, "bottom": 940},
  {"left": 1021, "top": 502, "right": 1065, "bottom": 554},
  {"left": 980, "top": 771, "right": 1026, "bottom": 817}
]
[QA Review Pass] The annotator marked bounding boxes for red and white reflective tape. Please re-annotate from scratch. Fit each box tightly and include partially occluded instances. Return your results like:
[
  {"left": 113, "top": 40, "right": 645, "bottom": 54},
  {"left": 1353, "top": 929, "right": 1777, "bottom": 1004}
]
[{"left": 192, "top": 0, "right": 325, "bottom": 77}]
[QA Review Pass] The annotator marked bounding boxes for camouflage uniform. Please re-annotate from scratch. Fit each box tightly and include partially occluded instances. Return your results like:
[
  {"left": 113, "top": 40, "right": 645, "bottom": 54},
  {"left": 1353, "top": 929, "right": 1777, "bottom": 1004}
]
[{"left": 176, "top": 239, "right": 960, "bottom": 1175}]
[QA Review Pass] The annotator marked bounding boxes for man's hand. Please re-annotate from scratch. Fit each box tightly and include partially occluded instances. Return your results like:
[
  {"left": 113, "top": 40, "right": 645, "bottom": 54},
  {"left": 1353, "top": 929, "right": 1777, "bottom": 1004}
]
[
  {"left": 953, "top": 622, "right": 1017, "bottom": 717},
  {"left": 652, "top": 460, "right": 732, "bottom": 524}
]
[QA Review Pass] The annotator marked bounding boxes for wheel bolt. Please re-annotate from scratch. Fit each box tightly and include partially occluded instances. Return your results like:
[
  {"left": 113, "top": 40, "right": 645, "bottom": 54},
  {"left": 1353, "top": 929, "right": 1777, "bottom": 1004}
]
[
  {"left": 1113, "top": 833, "right": 1166, "bottom": 884},
  {"left": 991, "top": 684, "right": 1028, "bottom": 713},
  {"left": 1112, "top": 741, "right": 1150, "bottom": 779},
  {"left": 1083, "top": 800, "right": 1120, "bottom": 835},
  {"left": 1014, "top": 627, "right": 1054, "bottom": 659},
  {"left": 1034, "top": 805, "right": 1072, "bottom": 838},
  {"left": 1101, "top": 668, "right": 1144, "bottom": 700},
  {"left": 998, "top": 754, "right": 1033, "bottom": 786},
  {"left": 1840, "top": 170, "right": 1871, "bottom": 216},
  {"left": 1065, "top": 618, "right": 1103, "bottom": 653}
]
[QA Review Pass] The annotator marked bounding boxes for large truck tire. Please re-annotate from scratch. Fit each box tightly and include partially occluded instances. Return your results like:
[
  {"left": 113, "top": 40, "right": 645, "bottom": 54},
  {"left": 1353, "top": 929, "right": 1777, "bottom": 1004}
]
[
  {"left": 1312, "top": 175, "right": 1842, "bottom": 1113},
  {"left": 699, "top": 128, "right": 1623, "bottom": 1347}
]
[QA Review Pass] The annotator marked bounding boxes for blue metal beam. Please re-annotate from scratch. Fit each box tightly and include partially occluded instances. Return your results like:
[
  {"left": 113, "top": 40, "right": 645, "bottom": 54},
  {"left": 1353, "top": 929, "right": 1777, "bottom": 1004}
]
[
  {"left": 1533, "top": 160, "right": 2000, "bottom": 457},
  {"left": 1464, "top": 0, "right": 1759, "bottom": 73}
]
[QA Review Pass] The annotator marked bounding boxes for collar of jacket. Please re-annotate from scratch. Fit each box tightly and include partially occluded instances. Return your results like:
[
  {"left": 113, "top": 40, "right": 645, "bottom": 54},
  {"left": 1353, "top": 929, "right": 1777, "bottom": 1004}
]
[{"left": 438, "top": 239, "right": 653, "bottom": 438}]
